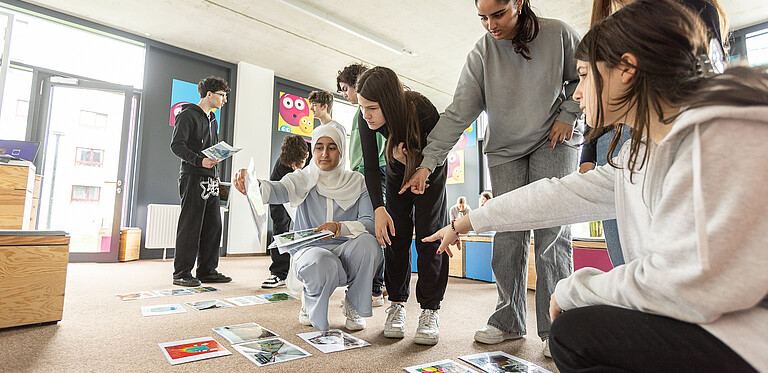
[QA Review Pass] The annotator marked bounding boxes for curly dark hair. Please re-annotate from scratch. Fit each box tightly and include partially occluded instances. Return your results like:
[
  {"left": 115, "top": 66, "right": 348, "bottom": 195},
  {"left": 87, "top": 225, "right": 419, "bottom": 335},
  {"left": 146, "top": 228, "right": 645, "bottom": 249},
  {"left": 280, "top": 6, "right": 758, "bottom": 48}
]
[
  {"left": 308, "top": 90, "right": 334, "bottom": 113},
  {"left": 336, "top": 63, "right": 369, "bottom": 92},
  {"left": 198, "top": 76, "right": 230, "bottom": 98},
  {"left": 279, "top": 134, "right": 309, "bottom": 169}
]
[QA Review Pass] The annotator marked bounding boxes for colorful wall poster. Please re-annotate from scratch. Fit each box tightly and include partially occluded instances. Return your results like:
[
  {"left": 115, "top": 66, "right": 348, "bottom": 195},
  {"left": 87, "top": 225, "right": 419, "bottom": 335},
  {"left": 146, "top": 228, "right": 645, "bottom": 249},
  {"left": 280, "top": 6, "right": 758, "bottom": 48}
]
[
  {"left": 452, "top": 121, "right": 478, "bottom": 150},
  {"left": 169, "top": 79, "right": 200, "bottom": 127},
  {"left": 277, "top": 92, "right": 314, "bottom": 136},
  {"left": 446, "top": 149, "right": 465, "bottom": 185},
  {"left": 158, "top": 337, "right": 231, "bottom": 365}
]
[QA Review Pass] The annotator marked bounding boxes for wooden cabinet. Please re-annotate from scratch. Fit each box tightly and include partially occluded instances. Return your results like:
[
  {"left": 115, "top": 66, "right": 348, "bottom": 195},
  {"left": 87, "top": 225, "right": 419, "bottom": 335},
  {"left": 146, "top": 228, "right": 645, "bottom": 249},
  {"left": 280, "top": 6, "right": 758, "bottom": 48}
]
[
  {"left": 0, "top": 162, "right": 36, "bottom": 230},
  {"left": 0, "top": 231, "right": 70, "bottom": 329}
]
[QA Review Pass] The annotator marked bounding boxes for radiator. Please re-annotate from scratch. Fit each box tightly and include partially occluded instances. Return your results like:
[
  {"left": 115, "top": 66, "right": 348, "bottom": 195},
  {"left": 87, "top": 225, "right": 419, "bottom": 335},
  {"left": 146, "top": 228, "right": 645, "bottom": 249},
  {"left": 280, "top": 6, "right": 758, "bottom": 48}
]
[{"left": 145, "top": 204, "right": 180, "bottom": 260}]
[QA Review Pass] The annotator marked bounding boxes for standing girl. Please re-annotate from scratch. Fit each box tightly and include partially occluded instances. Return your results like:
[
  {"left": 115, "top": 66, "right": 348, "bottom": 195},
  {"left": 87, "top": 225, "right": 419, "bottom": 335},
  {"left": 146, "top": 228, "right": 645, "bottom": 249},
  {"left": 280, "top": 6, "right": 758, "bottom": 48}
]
[{"left": 356, "top": 66, "right": 448, "bottom": 346}]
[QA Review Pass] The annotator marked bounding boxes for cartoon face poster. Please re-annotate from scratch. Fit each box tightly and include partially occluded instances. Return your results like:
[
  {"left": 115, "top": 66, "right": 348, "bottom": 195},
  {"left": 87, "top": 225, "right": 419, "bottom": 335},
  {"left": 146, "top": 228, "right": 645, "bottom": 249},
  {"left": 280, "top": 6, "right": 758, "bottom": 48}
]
[
  {"left": 158, "top": 337, "right": 232, "bottom": 365},
  {"left": 452, "top": 121, "right": 477, "bottom": 151},
  {"left": 277, "top": 92, "right": 314, "bottom": 136},
  {"left": 169, "top": 79, "right": 223, "bottom": 128},
  {"left": 446, "top": 150, "right": 465, "bottom": 185}
]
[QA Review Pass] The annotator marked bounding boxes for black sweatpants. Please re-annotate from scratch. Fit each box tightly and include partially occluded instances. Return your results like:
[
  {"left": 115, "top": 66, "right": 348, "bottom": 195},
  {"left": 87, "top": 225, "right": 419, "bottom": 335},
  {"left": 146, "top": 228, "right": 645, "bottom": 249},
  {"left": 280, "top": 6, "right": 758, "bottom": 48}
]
[
  {"left": 384, "top": 161, "right": 449, "bottom": 310},
  {"left": 550, "top": 305, "right": 757, "bottom": 373},
  {"left": 268, "top": 203, "right": 292, "bottom": 280},
  {"left": 173, "top": 174, "right": 222, "bottom": 279}
]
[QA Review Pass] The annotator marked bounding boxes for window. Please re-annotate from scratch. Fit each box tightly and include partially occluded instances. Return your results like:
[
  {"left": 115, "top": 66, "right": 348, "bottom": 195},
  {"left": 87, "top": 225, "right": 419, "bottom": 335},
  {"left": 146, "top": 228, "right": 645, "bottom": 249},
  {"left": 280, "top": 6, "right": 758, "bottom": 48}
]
[
  {"left": 746, "top": 28, "right": 768, "bottom": 67},
  {"left": 71, "top": 185, "right": 100, "bottom": 202},
  {"left": 75, "top": 147, "right": 104, "bottom": 167},
  {"left": 79, "top": 110, "right": 108, "bottom": 127}
]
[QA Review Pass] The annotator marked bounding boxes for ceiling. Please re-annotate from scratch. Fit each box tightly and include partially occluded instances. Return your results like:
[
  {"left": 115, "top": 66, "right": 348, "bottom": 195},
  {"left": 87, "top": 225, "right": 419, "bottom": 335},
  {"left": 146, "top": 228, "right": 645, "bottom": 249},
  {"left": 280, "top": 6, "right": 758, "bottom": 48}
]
[{"left": 21, "top": 0, "right": 768, "bottom": 111}]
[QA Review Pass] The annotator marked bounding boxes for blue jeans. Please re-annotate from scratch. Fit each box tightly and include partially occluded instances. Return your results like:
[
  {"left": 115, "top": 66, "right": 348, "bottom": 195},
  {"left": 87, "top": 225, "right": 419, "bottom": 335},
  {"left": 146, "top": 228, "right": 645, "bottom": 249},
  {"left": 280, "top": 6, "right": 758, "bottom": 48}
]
[
  {"left": 487, "top": 142, "right": 577, "bottom": 340},
  {"left": 595, "top": 127, "right": 631, "bottom": 267}
]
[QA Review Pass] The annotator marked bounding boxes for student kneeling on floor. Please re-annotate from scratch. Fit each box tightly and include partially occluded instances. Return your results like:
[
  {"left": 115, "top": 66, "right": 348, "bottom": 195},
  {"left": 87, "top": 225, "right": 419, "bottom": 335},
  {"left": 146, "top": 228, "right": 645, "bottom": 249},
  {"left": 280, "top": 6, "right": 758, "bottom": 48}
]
[{"left": 234, "top": 125, "right": 382, "bottom": 331}]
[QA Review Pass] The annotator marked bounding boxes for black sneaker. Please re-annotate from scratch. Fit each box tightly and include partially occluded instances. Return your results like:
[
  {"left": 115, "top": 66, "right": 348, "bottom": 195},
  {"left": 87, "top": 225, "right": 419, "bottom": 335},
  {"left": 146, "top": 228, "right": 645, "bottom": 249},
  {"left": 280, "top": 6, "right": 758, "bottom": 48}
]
[
  {"left": 261, "top": 275, "right": 286, "bottom": 289},
  {"left": 173, "top": 277, "right": 201, "bottom": 287},
  {"left": 198, "top": 273, "right": 232, "bottom": 283}
]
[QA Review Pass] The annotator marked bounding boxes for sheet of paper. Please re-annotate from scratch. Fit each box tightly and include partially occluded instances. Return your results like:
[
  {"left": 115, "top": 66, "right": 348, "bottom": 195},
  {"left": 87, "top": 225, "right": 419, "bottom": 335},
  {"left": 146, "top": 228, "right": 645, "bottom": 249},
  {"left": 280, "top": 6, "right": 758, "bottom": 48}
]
[
  {"left": 245, "top": 158, "right": 267, "bottom": 249},
  {"left": 297, "top": 329, "right": 370, "bottom": 354},
  {"left": 225, "top": 295, "right": 269, "bottom": 307},
  {"left": 141, "top": 304, "right": 187, "bottom": 317},
  {"left": 459, "top": 351, "right": 552, "bottom": 373},
  {"left": 403, "top": 359, "right": 478, "bottom": 373},
  {"left": 232, "top": 338, "right": 311, "bottom": 367},
  {"left": 201, "top": 141, "right": 241, "bottom": 161},
  {"left": 212, "top": 323, "right": 278, "bottom": 344},
  {"left": 185, "top": 299, "right": 234, "bottom": 311},
  {"left": 116, "top": 291, "right": 158, "bottom": 301},
  {"left": 158, "top": 337, "right": 231, "bottom": 365},
  {"left": 257, "top": 293, "right": 298, "bottom": 303}
]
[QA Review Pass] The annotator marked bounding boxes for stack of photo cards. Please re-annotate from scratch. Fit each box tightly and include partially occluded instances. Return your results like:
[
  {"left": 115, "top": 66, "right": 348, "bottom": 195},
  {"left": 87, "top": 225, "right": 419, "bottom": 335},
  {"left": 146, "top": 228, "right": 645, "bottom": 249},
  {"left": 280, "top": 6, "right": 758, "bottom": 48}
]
[
  {"left": 459, "top": 351, "right": 553, "bottom": 373},
  {"left": 212, "top": 323, "right": 278, "bottom": 344},
  {"left": 259, "top": 292, "right": 298, "bottom": 303},
  {"left": 225, "top": 295, "right": 268, "bottom": 307},
  {"left": 116, "top": 291, "right": 159, "bottom": 301},
  {"left": 297, "top": 329, "right": 370, "bottom": 354},
  {"left": 232, "top": 338, "right": 311, "bottom": 367},
  {"left": 404, "top": 359, "right": 478, "bottom": 373},
  {"left": 141, "top": 304, "right": 187, "bottom": 317},
  {"left": 158, "top": 337, "right": 231, "bottom": 365},
  {"left": 185, "top": 299, "right": 234, "bottom": 311}
]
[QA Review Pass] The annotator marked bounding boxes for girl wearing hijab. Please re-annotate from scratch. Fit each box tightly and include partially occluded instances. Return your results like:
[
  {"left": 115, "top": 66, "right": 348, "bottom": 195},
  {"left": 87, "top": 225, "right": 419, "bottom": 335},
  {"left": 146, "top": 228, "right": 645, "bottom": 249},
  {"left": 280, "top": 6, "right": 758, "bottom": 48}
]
[{"left": 234, "top": 125, "right": 382, "bottom": 332}]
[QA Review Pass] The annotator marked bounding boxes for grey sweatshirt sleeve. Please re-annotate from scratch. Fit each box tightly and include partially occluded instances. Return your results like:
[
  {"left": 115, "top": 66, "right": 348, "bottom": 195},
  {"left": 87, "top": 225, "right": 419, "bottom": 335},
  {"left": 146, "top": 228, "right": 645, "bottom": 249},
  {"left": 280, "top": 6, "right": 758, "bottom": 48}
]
[
  {"left": 469, "top": 163, "right": 616, "bottom": 233},
  {"left": 555, "top": 24, "right": 582, "bottom": 126},
  {"left": 555, "top": 120, "right": 768, "bottom": 325},
  {"left": 420, "top": 49, "right": 486, "bottom": 172}
]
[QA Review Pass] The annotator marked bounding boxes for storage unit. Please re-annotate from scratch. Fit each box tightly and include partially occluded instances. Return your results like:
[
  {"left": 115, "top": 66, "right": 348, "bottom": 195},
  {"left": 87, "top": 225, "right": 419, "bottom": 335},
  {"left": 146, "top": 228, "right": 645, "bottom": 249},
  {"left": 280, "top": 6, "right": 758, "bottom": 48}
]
[
  {"left": 0, "top": 230, "right": 70, "bottom": 329},
  {"left": 118, "top": 227, "right": 141, "bottom": 262},
  {"left": 0, "top": 161, "right": 36, "bottom": 230},
  {"left": 28, "top": 175, "right": 42, "bottom": 229},
  {"left": 409, "top": 238, "right": 464, "bottom": 278}
]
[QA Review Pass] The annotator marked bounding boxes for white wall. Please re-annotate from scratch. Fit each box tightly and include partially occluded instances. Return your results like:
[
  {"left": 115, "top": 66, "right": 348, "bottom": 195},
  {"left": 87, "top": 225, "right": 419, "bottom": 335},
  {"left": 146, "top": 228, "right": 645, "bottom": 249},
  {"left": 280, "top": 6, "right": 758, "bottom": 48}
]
[{"left": 227, "top": 61, "right": 274, "bottom": 254}]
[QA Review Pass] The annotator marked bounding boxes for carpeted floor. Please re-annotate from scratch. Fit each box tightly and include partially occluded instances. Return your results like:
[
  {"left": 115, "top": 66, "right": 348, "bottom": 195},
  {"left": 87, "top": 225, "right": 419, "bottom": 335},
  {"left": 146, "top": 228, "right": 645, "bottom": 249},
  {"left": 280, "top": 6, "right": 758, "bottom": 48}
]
[{"left": 0, "top": 256, "right": 558, "bottom": 372}]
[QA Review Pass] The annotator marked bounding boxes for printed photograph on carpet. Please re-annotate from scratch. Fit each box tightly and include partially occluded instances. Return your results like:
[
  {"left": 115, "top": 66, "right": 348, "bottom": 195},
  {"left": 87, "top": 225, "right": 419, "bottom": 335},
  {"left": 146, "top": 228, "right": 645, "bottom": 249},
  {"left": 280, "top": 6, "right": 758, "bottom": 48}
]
[
  {"left": 232, "top": 338, "right": 311, "bottom": 366},
  {"left": 225, "top": 295, "right": 269, "bottom": 306},
  {"left": 158, "top": 337, "right": 231, "bottom": 365},
  {"left": 152, "top": 288, "right": 196, "bottom": 297},
  {"left": 141, "top": 304, "right": 187, "bottom": 317},
  {"left": 116, "top": 291, "right": 158, "bottom": 301},
  {"left": 297, "top": 329, "right": 370, "bottom": 354},
  {"left": 404, "top": 359, "right": 478, "bottom": 373},
  {"left": 185, "top": 299, "right": 234, "bottom": 311},
  {"left": 188, "top": 286, "right": 219, "bottom": 293},
  {"left": 459, "top": 351, "right": 552, "bottom": 373},
  {"left": 212, "top": 322, "right": 278, "bottom": 344},
  {"left": 258, "top": 292, "right": 298, "bottom": 302}
]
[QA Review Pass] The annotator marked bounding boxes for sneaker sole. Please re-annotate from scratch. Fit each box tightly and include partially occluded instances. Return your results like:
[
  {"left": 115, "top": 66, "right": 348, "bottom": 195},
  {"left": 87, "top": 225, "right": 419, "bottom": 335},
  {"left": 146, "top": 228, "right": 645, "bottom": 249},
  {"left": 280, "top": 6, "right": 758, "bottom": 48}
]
[
  {"left": 474, "top": 333, "right": 523, "bottom": 345},
  {"left": 261, "top": 283, "right": 285, "bottom": 289},
  {"left": 346, "top": 323, "right": 365, "bottom": 331},
  {"left": 383, "top": 330, "right": 405, "bottom": 338},
  {"left": 199, "top": 279, "right": 232, "bottom": 283},
  {"left": 414, "top": 336, "right": 438, "bottom": 345}
]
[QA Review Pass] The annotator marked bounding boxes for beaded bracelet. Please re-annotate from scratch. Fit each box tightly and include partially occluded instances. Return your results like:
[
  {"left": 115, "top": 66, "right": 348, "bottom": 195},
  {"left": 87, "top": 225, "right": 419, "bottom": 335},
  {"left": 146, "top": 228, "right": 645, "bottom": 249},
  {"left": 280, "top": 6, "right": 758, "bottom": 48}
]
[{"left": 451, "top": 220, "right": 459, "bottom": 235}]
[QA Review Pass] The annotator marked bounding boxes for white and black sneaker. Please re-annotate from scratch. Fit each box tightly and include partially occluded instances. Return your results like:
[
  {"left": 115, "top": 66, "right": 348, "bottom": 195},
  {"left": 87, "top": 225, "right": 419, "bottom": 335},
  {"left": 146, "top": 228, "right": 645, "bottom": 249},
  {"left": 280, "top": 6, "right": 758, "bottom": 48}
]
[{"left": 261, "top": 275, "right": 285, "bottom": 289}]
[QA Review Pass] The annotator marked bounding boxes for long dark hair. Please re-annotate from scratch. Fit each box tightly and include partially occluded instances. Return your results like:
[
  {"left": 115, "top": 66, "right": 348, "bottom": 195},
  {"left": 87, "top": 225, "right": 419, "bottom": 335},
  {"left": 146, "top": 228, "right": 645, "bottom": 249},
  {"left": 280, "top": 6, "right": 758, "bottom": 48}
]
[
  {"left": 476, "top": 0, "right": 539, "bottom": 60},
  {"left": 356, "top": 67, "right": 424, "bottom": 186},
  {"left": 577, "top": 0, "right": 768, "bottom": 174}
]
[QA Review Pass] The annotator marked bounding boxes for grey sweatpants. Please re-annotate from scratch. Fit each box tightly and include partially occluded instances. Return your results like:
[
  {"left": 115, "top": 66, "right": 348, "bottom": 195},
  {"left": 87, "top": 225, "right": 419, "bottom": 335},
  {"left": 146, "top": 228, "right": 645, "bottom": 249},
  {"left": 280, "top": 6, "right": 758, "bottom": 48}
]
[
  {"left": 487, "top": 142, "right": 577, "bottom": 340},
  {"left": 294, "top": 233, "right": 382, "bottom": 331}
]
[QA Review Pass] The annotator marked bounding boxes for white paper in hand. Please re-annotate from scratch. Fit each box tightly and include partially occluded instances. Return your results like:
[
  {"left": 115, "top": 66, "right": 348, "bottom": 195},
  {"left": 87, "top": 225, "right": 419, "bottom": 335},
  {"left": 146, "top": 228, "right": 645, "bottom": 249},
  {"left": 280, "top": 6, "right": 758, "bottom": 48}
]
[
  {"left": 244, "top": 158, "right": 267, "bottom": 247},
  {"left": 202, "top": 141, "right": 241, "bottom": 161}
]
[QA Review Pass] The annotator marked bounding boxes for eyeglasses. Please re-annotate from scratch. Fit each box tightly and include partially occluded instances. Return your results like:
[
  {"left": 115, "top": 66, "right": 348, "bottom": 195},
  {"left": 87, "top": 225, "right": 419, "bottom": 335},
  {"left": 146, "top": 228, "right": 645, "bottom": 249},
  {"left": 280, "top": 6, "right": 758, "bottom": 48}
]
[{"left": 213, "top": 92, "right": 227, "bottom": 99}]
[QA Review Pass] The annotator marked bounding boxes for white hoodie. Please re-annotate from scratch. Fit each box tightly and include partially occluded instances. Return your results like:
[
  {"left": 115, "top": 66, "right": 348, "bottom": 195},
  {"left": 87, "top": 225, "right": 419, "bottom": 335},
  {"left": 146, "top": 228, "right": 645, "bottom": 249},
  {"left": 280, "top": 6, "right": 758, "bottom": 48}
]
[{"left": 470, "top": 105, "right": 768, "bottom": 370}]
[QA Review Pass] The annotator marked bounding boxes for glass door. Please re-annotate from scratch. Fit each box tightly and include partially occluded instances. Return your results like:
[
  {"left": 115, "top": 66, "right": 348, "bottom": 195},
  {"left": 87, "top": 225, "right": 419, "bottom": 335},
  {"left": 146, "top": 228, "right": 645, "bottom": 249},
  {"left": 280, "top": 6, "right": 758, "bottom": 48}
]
[{"left": 36, "top": 75, "right": 133, "bottom": 262}]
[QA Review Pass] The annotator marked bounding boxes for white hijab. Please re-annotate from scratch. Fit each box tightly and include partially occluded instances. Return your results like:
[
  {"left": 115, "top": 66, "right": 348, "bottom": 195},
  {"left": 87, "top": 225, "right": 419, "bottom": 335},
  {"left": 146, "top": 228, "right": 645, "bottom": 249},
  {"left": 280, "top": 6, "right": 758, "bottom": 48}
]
[{"left": 279, "top": 125, "right": 367, "bottom": 211}]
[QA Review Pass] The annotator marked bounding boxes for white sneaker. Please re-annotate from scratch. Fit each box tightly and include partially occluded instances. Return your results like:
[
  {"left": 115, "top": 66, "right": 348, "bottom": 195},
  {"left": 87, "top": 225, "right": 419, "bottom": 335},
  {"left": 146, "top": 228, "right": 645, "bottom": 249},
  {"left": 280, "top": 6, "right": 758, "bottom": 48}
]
[
  {"left": 298, "top": 304, "right": 311, "bottom": 326},
  {"left": 384, "top": 304, "right": 406, "bottom": 338},
  {"left": 261, "top": 275, "right": 285, "bottom": 289},
  {"left": 414, "top": 309, "right": 440, "bottom": 345},
  {"left": 474, "top": 324, "right": 524, "bottom": 344},
  {"left": 543, "top": 338, "right": 551, "bottom": 358},
  {"left": 372, "top": 294, "right": 385, "bottom": 307},
  {"left": 342, "top": 297, "right": 365, "bottom": 331}
]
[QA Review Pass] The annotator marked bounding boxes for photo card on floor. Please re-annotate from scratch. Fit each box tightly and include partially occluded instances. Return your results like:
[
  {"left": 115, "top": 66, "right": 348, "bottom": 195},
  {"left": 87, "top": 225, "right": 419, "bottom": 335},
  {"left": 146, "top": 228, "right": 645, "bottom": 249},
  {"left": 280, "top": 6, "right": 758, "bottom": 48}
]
[
  {"left": 158, "top": 337, "right": 231, "bottom": 365},
  {"left": 297, "top": 329, "right": 370, "bottom": 354},
  {"left": 403, "top": 359, "right": 479, "bottom": 373},
  {"left": 141, "top": 304, "right": 187, "bottom": 317},
  {"left": 212, "top": 322, "right": 278, "bottom": 344},
  {"left": 232, "top": 338, "right": 311, "bottom": 367},
  {"left": 225, "top": 295, "right": 269, "bottom": 306},
  {"left": 459, "top": 351, "right": 552, "bottom": 373},
  {"left": 257, "top": 292, "right": 298, "bottom": 303},
  {"left": 185, "top": 299, "right": 234, "bottom": 311},
  {"left": 188, "top": 286, "right": 220, "bottom": 293},
  {"left": 116, "top": 291, "right": 158, "bottom": 301},
  {"left": 152, "top": 288, "right": 196, "bottom": 297}
]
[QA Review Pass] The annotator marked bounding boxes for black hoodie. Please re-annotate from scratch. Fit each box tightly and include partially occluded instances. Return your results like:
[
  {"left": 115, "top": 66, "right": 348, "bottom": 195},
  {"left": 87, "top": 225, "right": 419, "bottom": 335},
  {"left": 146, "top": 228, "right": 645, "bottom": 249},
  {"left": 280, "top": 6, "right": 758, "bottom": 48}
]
[{"left": 170, "top": 103, "right": 218, "bottom": 177}]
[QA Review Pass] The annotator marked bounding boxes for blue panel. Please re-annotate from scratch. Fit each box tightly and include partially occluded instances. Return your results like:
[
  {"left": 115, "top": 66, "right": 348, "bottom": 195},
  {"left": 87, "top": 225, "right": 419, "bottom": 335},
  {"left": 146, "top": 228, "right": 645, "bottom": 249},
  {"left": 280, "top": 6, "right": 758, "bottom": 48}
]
[
  {"left": 411, "top": 239, "right": 418, "bottom": 273},
  {"left": 464, "top": 241, "right": 495, "bottom": 282}
]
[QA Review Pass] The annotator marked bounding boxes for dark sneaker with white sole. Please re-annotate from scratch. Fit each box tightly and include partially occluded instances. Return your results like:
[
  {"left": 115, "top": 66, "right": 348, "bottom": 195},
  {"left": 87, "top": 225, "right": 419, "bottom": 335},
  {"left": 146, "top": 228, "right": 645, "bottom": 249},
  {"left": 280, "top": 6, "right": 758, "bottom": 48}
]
[
  {"left": 173, "top": 277, "right": 201, "bottom": 287},
  {"left": 262, "top": 275, "right": 286, "bottom": 288},
  {"left": 198, "top": 273, "right": 232, "bottom": 283}
]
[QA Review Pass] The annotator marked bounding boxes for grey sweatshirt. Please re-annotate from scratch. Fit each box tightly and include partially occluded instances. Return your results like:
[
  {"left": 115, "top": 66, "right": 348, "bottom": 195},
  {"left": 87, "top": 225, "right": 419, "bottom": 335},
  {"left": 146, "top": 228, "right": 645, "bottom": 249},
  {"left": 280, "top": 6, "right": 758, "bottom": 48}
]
[
  {"left": 469, "top": 105, "right": 768, "bottom": 370},
  {"left": 421, "top": 18, "right": 583, "bottom": 171}
]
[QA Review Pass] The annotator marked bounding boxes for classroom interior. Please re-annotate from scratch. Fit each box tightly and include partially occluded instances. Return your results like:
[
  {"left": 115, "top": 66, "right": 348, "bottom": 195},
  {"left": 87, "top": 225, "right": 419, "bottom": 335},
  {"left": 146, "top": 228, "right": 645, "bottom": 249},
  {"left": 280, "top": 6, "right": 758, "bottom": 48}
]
[{"left": 1, "top": 0, "right": 767, "bottom": 371}]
